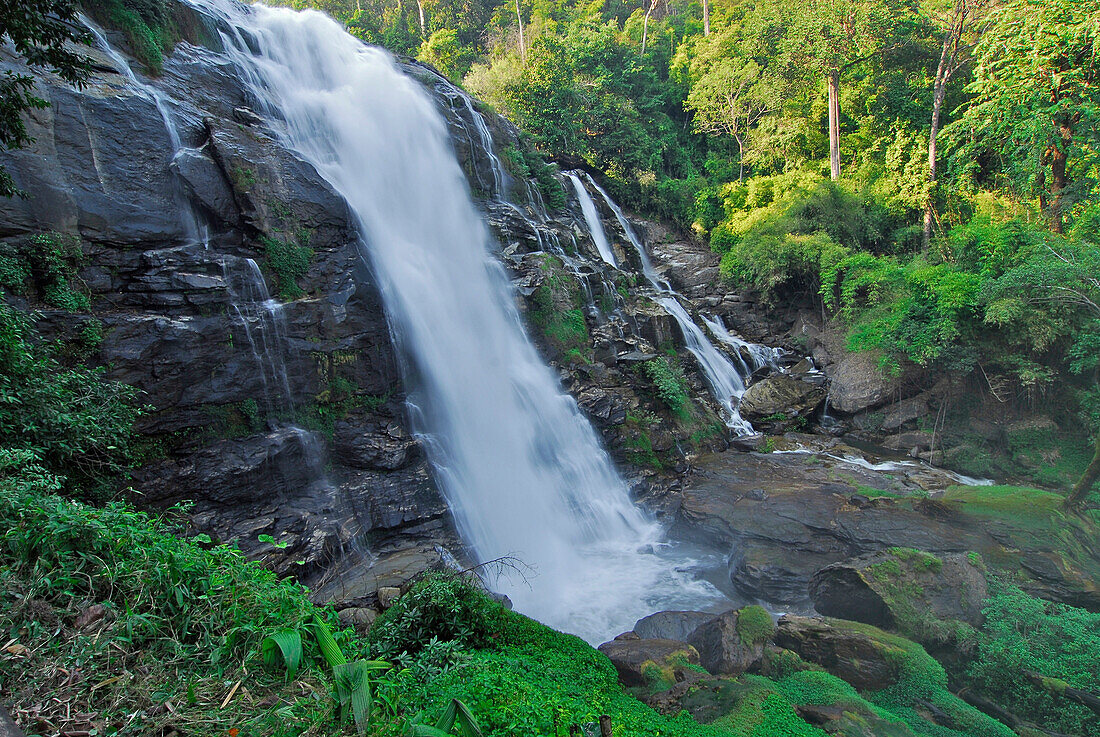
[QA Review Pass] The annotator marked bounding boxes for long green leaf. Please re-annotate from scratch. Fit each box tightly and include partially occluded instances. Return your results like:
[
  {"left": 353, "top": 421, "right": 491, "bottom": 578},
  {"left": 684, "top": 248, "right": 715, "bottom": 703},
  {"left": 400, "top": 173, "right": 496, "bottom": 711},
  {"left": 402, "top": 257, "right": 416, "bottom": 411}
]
[
  {"left": 311, "top": 613, "right": 347, "bottom": 667},
  {"left": 333, "top": 660, "right": 373, "bottom": 736},
  {"left": 451, "top": 699, "right": 483, "bottom": 737},
  {"left": 434, "top": 699, "right": 457, "bottom": 732},
  {"left": 408, "top": 726, "right": 451, "bottom": 737},
  {"left": 260, "top": 628, "right": 303, "bottom": 680}
]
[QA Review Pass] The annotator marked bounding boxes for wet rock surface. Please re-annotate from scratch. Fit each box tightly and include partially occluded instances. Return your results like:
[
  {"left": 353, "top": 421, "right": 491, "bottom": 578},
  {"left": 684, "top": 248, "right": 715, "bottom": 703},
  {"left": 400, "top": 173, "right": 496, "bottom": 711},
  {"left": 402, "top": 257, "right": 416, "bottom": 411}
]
[
  {"left": 672, "top": 442, "right": 1100, "bottom": 611},
  {"left": 596, "top": 639, "right": 701, "bottom": 688}
]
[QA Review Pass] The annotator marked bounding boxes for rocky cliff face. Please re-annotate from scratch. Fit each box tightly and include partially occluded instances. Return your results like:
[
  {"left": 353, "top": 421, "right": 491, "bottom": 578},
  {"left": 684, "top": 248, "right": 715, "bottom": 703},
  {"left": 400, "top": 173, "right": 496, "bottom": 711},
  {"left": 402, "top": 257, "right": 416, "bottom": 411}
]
[{"left": 0, "top": 6, "right": 774, "bottom": 610}]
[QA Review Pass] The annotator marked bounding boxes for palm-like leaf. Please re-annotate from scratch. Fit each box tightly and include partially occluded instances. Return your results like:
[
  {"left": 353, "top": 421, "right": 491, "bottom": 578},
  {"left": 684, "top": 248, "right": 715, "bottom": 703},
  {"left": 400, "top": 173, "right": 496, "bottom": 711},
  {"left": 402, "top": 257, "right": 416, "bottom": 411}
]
[{"left": 261, "top": 628, "right": 303, "bottom": 680}]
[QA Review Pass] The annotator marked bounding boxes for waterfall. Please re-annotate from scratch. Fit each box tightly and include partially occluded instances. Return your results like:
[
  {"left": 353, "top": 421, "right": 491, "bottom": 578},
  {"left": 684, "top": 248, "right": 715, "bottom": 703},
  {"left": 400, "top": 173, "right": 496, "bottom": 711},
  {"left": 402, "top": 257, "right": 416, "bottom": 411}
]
[
  {"left": 579, "top": 173, "right": 768, "bottom": 435},
  {"left": 194, "top": 0, "right": 721, "bottom": 642},
  {"left": 567, "top": 174, "right": 617, "bottom": 267}
]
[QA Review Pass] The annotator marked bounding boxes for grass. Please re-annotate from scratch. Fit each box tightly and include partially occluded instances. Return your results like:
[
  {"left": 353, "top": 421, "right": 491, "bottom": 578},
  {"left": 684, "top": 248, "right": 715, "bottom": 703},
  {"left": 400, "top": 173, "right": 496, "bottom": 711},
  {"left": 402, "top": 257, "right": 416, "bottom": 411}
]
[{"left": 0, "top": 450, "right": 339, "bottom": 736}]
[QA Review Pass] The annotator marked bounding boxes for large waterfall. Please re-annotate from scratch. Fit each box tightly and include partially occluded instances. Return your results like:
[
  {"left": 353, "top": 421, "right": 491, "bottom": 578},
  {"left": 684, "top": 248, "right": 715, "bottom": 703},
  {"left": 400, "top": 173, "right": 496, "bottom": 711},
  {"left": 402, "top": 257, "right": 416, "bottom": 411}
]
[{"left": 193, "top": 0, "right": 720, "bottom": 641}]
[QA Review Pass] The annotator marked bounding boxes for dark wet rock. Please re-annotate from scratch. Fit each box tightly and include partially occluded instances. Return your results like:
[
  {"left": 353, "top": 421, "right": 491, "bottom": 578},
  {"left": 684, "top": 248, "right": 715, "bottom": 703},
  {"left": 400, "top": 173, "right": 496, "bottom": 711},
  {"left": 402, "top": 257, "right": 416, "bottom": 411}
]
[
  {"left": 739, "top": 375, "right": 825, "bottom": 421},
  {"left": 633, "top": 610, "right": 716, "bottom": 642},
  {"left": 774, "top": 616, "right": 902, "bottom": 691},
  {"left": 334, "top": 420, "right": 421, "bottom": 471},
  {"left": 687, "top": 608, "right": 772, "bottom": 676},
  {"left": 828, "top": 352, "right": 899, "bottom": 414},
  {"left": 810, "top": 551, "right": 988, "bottom": 644},
  {"left": 597, "top": 638, "right": 701, "bottom": 688},
  {"left": 674, "top": 450, "right": 1100, "bottom": 610}
]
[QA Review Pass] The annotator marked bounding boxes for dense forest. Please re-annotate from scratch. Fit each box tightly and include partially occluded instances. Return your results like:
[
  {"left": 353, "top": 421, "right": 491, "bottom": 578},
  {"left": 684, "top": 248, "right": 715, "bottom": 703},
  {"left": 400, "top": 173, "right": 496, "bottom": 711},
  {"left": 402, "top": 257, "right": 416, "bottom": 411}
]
[{"left": 2, "top": 0, "right": 1100, "bottom": 735}]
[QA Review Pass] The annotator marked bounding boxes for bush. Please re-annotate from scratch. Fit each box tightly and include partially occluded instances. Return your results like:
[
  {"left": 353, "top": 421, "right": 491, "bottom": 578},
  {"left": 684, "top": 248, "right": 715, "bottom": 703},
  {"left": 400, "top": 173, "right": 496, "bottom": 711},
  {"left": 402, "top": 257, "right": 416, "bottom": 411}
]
[
  {"left": 0, "top": 301, "right": 140, "bottom": 498},
  {"left": 967, "top": 579, "right": 1100, "bottom": 736},
  {"left": 368, "top": 571, "right": 504, "bottom": 660}
]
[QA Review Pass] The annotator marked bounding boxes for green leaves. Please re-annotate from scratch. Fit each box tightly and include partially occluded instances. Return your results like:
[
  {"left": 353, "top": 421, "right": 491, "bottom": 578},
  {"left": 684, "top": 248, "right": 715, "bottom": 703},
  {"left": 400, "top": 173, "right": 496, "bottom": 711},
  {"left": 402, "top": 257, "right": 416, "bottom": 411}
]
[
  {"left": 410, "top": 698, "right": 484, "bottom": 737},
  {"left": 261, "top": 629, "right": 303, "bottom": 680}
]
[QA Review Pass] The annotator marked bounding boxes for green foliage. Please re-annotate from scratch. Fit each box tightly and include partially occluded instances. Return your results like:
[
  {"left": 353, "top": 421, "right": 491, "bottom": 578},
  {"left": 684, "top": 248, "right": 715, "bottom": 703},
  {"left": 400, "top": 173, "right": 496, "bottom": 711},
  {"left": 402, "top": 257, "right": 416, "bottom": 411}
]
[
  {"left": 0, "top": 301, "right": 140, "bottom": 498},
  {"left": 83, "top": 0, "right": 175, "bottom": 74},
  {"left": 368, "top": 571, "right": 504, "bottom": 661},
  {"left": 641, "top": 355, "right": 690, "bottom": 418},
  {"left": 261, "top": 232, "right": 314, "bottom": 301},
  {"left": 966, "top": 579, "right": 1100, "bottom": 736},
  {"left": 419, "top": 28, "right": 476, "bottom": 81}
]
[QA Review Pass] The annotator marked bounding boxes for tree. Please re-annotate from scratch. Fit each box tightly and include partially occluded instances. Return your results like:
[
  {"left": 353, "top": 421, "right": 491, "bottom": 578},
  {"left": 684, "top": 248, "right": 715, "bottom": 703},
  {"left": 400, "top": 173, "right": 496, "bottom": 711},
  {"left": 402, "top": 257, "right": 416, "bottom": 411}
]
[
  {"left": 1, "top": 0, "right": 91, "bottom": 197},
  {"left": 778, "top": 0, "right": 907, "bottom": 180},
  {"left": 922, "top": 0, "right": 985, "bottom": 249},
  {"left": 984, "top": 239, "right": 1100, "bottom": 510},
  {"left": 686, "top": 57, "right": 779, "bottom": 180},
  {"left": 961, "top": 0, "right": 1100, "bottom": 233}
]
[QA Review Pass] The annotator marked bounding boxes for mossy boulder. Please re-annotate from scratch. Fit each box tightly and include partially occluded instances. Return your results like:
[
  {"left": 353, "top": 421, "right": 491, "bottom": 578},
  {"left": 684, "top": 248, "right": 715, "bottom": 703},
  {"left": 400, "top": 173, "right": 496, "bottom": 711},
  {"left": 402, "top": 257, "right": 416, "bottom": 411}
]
[
  {"left": 687, "top": 606, "right": 774, "bottom": 676},
  {"left": 773, "top": 615, "right": 903, "bottom": 691},
  {"left": 810, "top": 549, "right": 987, "bottom": 647},
  {"left": 596, "top": 637, "right": 702, "bottom": 689}
]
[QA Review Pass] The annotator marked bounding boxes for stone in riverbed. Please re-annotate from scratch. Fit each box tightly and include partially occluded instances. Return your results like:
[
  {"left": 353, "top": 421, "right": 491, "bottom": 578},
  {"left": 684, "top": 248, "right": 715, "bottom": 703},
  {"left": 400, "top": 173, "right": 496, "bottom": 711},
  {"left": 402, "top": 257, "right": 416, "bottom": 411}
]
[
  {"left": 739, "top": 375, "right": 825, "bottom": 421},
  {"left": 597, "top": 638, "right": 701, "bottom": 688},
  {"left": 633, "top": 610, "right": 717, "bottom": 642}
]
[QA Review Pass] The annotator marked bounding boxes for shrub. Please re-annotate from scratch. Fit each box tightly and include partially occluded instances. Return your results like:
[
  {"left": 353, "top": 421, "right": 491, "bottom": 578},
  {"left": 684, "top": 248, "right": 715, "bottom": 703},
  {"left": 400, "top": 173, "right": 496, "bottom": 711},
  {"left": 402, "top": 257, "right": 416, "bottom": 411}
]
[{"left": 368, "top": 571, "right": 503, "bottom": 661}]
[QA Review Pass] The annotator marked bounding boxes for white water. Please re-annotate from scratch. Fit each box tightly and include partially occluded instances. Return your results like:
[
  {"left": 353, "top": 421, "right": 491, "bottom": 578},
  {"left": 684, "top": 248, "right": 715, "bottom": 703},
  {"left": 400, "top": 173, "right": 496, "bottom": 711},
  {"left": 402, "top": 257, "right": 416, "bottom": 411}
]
[
  {"left": 703, "top": 314, "right": 783, "bottom": 375},
  {"left": 579, "top": 173, "right": 771, "bottom": 434},
  {"left": 658, "top": 297, "right": 754, "bottom": 435},
  {"left": 567, "top": 174, "right": 618, "bottom": 267},
  {"left": 196, "top": 0, "right": 721, "bottom": 642}
]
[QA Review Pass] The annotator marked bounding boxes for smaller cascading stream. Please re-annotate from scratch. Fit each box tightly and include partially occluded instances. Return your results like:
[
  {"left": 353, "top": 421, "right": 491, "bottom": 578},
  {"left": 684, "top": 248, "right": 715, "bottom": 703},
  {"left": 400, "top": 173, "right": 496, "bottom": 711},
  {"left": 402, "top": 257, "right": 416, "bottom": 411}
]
[
  {"left": 567, "top": 174, "right": 617, "bottom": 268},
  {"left": 702, "top": 314, "right": 783, "bottom": 375},
  {"left": 84, "top": 18, "right": 328, "bottom": 475},
  {"left": 577, "top": 173, "right": 771, "bottom": 434},
  {"left": 81, "top": 16, "right": 208, "bottom": 247}
]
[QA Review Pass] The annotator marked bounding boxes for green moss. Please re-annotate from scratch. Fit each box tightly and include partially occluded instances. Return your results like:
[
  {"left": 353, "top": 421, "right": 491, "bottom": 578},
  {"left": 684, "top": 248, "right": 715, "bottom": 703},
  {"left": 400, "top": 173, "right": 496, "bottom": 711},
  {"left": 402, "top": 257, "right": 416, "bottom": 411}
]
[
  {"left": 83, "top": 0, "right": 175, "bottom": 74},
  {"left": 736, "top": 605, "right": 775, "bottom": 646}
]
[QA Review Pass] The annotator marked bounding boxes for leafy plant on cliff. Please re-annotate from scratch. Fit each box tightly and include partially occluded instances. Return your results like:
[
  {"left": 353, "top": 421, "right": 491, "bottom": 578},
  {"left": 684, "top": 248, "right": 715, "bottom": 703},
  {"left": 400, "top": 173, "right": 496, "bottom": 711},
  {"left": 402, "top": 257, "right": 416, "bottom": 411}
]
[
  {"left": 261, "top": 233, "right": 314, "bottom": 301},
  {"left": 0, "top": 300, "right": 140, "bottom": 498}
]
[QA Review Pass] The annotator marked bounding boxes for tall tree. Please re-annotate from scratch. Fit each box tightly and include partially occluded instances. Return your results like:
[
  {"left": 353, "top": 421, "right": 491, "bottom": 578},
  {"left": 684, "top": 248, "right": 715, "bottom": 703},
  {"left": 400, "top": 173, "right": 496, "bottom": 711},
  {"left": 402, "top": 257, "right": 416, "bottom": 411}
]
[
  {"left": 1, "top": 0, "right": 91, "bottom": 197},
  {"left": 778, "top": 0, "right": 906, "bottom": 179},
  {"left": 922, "top": 0, "right": 984, "bottom": 249},
  {"left": 961, "top": 0, "right": 1100, "bottom": 232}
]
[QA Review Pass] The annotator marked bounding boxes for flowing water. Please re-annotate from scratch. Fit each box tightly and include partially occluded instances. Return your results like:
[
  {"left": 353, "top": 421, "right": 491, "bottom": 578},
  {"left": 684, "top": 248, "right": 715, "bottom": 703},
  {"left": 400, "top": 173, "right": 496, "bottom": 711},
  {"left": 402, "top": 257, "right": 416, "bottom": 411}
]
[
  {"left": 577, "top": 172, "right": 771, "bottom": 434},
  {"left": 193, "top": 0, "right": 722, "bottom": 642},
  {"left": 567, "top": 174, "right": 617, "bottom": 267}
]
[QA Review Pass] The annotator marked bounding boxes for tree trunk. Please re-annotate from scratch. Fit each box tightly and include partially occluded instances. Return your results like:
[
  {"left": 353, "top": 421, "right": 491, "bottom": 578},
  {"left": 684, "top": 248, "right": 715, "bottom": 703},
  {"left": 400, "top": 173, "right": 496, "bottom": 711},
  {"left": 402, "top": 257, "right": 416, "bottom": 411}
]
[
  {"left": 702, "top": 0, "right": 710, "bottom": 36},
  {"left": 1048, "top": 122, "right": 1072, "bottom": 234},
  {"left": 736, "top": 134, "right": 745, "bottom": 182},
  {"left": 1066, "top": 431, "right": 1100, "bottom": 510},
  {"left": 641, "top": 0, "right": 658, "bottom": 55},
  {"left": 827, "top": 68, "right": 841, "bottom": 180},
  {"left": 515, "top": 0, "right": 526, "bottom": 63},
  {"left": 924, "top": 24, "right": 955, "bottom": 249}
]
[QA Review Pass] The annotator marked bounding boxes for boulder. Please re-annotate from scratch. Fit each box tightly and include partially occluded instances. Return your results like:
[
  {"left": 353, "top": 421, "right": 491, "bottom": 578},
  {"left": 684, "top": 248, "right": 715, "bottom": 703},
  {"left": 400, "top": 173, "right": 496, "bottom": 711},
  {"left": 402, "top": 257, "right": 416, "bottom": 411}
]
[
  {"left": 686, "top": 607, "right": 773, "bottom": 676},
  {"left": 739, "top": 375, "right": 825, "bottom": 421},
  {"left": 597, "top": 638, "right": 701, "bottom": 688},
  {"left": 810, "top": 550, "right": 988, "bottom": 644},
  {"left": 828, "top": 352, "right": 896, "bottom": 414},
  {"left": 633, "top": 610, "right": 716, "bottom": 642},
  {"left": 773, "top": 616, "right": 902, "bottom": 691}
]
